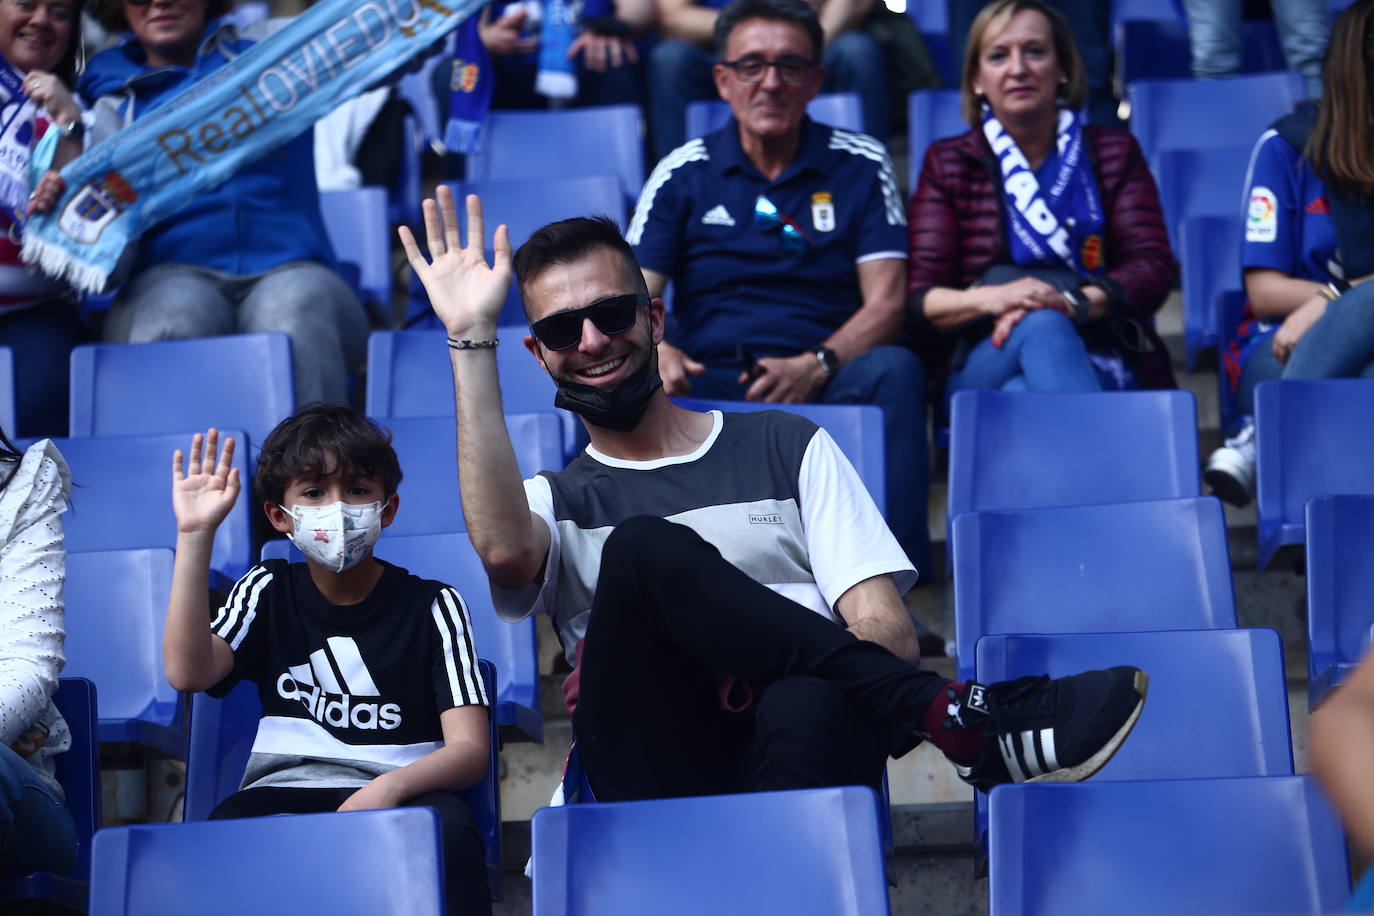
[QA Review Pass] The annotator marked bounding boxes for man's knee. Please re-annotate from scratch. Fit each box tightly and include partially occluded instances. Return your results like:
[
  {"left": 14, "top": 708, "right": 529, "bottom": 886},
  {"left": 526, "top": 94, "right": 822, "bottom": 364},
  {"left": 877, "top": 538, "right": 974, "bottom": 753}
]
[
  {"left": 602, "top": 515, "right": 694, "bottom": 568},
  {"left": 828, "top": 346, "right": 927, "bottom": 407},
  {"left": 755, "top": 676, "right": 851, "bottom": 738},
  {"left": 821, "top": 31, "right": 883, "bottom": 74},
  {"left": 649, "top": 39, "right": 710, "bottom": 85}
]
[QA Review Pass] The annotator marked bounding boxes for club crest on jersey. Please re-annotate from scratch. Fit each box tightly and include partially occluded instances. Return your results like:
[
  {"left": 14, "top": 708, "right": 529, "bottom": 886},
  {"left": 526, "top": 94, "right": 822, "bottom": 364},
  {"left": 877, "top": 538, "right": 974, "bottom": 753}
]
[
  {"left": 811, "top": 191, "right": 835, "bottom": 232},
  {"left": 1080, "top": 234, "right": 1102, "bottom": 271}
]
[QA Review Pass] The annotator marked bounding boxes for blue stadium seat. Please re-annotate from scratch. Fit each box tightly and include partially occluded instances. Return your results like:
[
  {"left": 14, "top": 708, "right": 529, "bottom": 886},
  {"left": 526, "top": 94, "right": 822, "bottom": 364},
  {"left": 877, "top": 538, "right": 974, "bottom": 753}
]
[
  {"left": 89, "top": 808, "right": 448, "bottom": 916},
  {"left": 259, "top": 532, "right": 543, "bottom": 741},
  {"left": 183, "top": 661, "right": 503, "bottom": 899},
  {"left": 672, "top": 398, "right": 886, "bottom": 514},
  {"left": 365, "top": 329, "right": 577, "bottom": 460},
  {"left": 1156, "top": 146, "right": 1250, "bottom": 252},
  {"left": 952, "top": 497, "right": 1237, "bottom": 680},
  {"left": 64, "top": 549, "right": 184, "bottom": 756},
  {"left": 974, "top": 629, "right": 1293, "bottom": 846},
  {"left": 988, "top": 776, "right": 1349, "bottom": 915},
  {"left": 1115, "top": 19, "right": 1284, "bottom": 88},
  {"left": 1110, "top": 0, "right": 1179, "bottom": 30},
  {"left": 42, "top": 433, "right": 253, "bottom": 583},
  {"left": 947, "top": 390, "right": 1200, "bottom": 520},
  {"left": 379, "top": 413, "right": 564, "bottom": 538},
  {"left": 1127, "top": 72, "right": 1305, "bottom": 173},
  {"left": 1255, "top": 379, "right": 1374, "bottom": 569},
  {"left": 68, "top": 335, "right": 294, "bottom": 450},
  {"left": 531, "top": 787, "right": 890, "bottom": 915},
  {"left": 319, "top": 187, "right": 392, "bottom": 321},
  {"left": 445, "top": 175, "right": 628, "bottom": 326},
  {"left": 905, "top": 0, "right": 947, "bottom": 34},
  {"left": 464, "top": 105, "right": 645, "bottom": 208},
  {"left": 907, "top": 89, "right": 965, "bottom": 193},
  {"left": 1180, "top": 213, "right": 1243, "bottom": 371},
  {"left": 685, "top": 92, "right": 864, "bottom": 141},
  {"left": 1306, "top": 495, "right": 1374, "bottom": 706},
  {"left": 391, "top": 114, "right": 424, "bottom": 228},
  {"left": 0, "top": 345, "right": 13, "bottom": 436},
  {"left": 0, "top": 678, "right": 100, "bottom": 909}
]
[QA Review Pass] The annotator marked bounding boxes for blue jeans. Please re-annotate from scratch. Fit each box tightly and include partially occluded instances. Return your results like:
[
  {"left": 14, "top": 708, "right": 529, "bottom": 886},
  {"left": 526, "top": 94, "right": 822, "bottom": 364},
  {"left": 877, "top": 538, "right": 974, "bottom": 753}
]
[
  {"left": 1183, "top": 0, "right": 1329, "bottom": 96},
  {"left": 1237, "top": 283, "right": 1374, "bottom": 415},
  {"left": 104, "top": 261, "right": 369, "bottom": 406},
  {"left": 0, "top": 743, "right": 77, "bottom": 875},
  {"left": 947, "top": 309, "right": 1101, "bottom": 395},
  {"left": 489, "top": 52, "right": 645, "bottom": 110},
  {"left": 0, "top": 301, "right": 83, "bottom": 438},
  {"left": 647, "top": 33, "right": 891, "bottom": 161},
  {"left": 690, "top": 345, "right": 932, "bottom": 574}
]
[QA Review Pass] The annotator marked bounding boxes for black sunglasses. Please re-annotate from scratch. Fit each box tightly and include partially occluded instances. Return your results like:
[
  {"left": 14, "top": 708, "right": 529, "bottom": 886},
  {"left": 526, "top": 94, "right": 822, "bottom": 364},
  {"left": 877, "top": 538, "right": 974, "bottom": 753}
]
[{"left": 529, "top": 293, "right": 650, "bottom": 351}]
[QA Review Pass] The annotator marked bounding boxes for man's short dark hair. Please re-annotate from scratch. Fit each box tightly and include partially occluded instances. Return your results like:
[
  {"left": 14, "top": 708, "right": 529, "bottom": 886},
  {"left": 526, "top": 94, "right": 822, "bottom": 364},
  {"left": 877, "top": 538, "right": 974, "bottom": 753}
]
[
  {"left": 255, "top": 404, "right": 403, "bottom": 506},
  {"left": 513, "top": 215, "right": 648, "bottom": 322},
  {"left": 713, "top": 0, "right": 823, "bottom": 61}
]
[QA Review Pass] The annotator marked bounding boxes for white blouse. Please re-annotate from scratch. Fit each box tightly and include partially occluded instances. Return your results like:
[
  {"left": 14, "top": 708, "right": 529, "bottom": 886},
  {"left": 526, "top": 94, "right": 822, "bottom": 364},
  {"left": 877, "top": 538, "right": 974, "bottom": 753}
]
[{"left": 0, "top": 439, "right": 71, "bottom": 796}]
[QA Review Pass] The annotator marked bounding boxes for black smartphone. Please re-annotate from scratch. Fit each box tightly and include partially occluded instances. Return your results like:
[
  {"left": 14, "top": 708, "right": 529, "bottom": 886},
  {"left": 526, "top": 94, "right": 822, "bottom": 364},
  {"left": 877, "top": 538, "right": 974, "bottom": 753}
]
[{"left": 736, "top": 342, "right": 765, "bottom": 381}]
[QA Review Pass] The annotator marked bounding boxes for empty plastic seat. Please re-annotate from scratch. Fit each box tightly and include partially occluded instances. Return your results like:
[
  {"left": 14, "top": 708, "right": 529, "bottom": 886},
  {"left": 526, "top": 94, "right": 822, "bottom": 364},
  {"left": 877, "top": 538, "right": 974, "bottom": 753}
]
[
  {"left": 45, "top": 433, "right": 252, "bottom": 583},
  {"left": 1110, "top": 0, "right": 1180, "bottom": 30},
  {"left": 905, "top": 1, "right": 946, "bottom": 33},
  {"left": 319, "top": 187, "right": 392, "bottom": 318},
  {"left": 907, "top": 89, "right": 965, "bottom": 192},
  {"left": 183, "top": 661, "right": 502, "bottom": 899},
  {"left": 257, "top": 532, "right": 543, "bottom": 741},
  {"left": 1180, "top": 213, "right": 1243, "bottom": 370},
  {"left": 68, "top": 335, "right": 293, "bottom": 449},
  {"left": 64, "top": 549, "right": 183, "bottom": 756},
  {"left": 531, "top": 787, "right": 890, "bottom": 915},
  {"left": 1306, "top": 495, "right": 1374, "bottom": 705},
  {"left": 952, "top": 497, "right": 1237, "bottom": 679},
  {"left": 90, "top": 808, "right": 448, "bottom": 916},
  {"left": 464, "top": 105, "right": 645, "bottom": 206},
  {"left": 1115, "top": 19, "right": 1284, "bottom": 88},
  {"left": 988, "top": 776, "right": 1349, "bottom": 915},
  {"left": 673, "top": 398, "right": 886, "bottom": 513},
  {"left": 1127, "top": 72, "right": 1305, "bottom": 172},
  {"left": 1156, "top": 146, "right": 1250, "bottom": 252},
  {"left": 0, "top": 678, "right": 100, "bottom": 909},
  {"left": 0, "top": 345, "right": 13, "bottom": 436},
  {"left": 1255, "top": 379, "right": 1374, "bottom": 569},
  {"left": 947, "top": 390, "right": 1200, "bottom": 520},
  {"left": 685, "top": 92, "right": 864, "bottom": 140}
]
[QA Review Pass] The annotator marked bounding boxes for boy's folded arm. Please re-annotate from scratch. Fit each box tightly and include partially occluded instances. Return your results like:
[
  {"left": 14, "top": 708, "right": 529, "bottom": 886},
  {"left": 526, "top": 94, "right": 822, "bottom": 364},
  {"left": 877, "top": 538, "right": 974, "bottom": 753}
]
[{"left": 340, "top": 706, "right": 492, "bottom": 811}]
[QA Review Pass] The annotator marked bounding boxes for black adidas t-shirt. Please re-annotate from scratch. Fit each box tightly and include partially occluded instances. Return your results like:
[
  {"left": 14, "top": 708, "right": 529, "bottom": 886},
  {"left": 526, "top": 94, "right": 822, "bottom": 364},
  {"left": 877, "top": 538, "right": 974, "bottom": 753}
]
[{"left": 209, "top": 559, "right": 488, "bottom": 791}]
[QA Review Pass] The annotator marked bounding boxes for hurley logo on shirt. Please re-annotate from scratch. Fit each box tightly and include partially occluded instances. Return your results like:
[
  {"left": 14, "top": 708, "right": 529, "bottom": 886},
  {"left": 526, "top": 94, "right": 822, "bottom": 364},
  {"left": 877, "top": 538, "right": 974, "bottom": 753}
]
[{"left": 275, "top": 636, "right": 402, "bottom": 730}]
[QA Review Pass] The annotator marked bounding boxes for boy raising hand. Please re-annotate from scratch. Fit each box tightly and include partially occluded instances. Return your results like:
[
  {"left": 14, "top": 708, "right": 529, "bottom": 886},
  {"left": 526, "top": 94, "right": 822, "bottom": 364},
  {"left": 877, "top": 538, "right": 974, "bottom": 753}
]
[{"left": 165, "top": 408, "right": 492, "bottom": 916}]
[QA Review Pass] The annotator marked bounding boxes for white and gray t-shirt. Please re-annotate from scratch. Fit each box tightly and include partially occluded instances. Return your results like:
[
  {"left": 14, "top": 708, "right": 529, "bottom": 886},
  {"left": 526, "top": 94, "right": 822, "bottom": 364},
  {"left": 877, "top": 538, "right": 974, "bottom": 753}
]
[{"left": 493, "top": 410, "right": 916, "bottom": 664}]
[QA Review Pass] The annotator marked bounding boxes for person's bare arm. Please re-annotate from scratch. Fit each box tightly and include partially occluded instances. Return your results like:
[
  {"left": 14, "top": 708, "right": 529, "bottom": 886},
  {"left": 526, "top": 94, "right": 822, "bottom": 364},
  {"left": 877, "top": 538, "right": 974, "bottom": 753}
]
[
  {"left": 817, "top": 0, "right": 873, "bottom": 43},
  {"left": 1245, "top": 268, "right": 1333, "bottom": 321},
  {"left": 1310, "top": 648, "right": 1374, "bottom": 853},
  {"left": 338, "top": 705, "right": 491, "bottom": 810},
  {"left": 921, "top": 277, "right": 1070, "bottom": 330},
  {"left": 834, "top": 574, "right": 918, "bottom": 665},
  {"left": 658, "top": 0, "right": 718, "bottom": 46},
  {"left": 399, "top": 189, "right": 550, "bottom": 589}
]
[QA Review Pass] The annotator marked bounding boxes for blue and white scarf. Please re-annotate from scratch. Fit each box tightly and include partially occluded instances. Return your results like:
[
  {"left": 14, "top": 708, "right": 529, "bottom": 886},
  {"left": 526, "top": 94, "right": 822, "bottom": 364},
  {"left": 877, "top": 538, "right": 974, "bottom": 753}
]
[
  {"left": 443, "top": 12, "right": 492, "bottom": 153},
  {"left": 535, "top": 0, "right": 578, "bottom": 99},
  {"left": 982, "top": 105, "right": 1105, "bottom": 277},
  {"left": 23, "top": 0, "right": 486, "bottom": 293},
  {"left": 0, "top": 57, "right": 41, "bottom": 229}
]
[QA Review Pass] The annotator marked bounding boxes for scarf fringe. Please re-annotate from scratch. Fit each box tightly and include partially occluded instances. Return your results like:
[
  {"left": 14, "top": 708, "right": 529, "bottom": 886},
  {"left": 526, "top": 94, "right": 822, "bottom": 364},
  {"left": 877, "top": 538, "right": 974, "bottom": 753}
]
[
  {"left": 443, "top": 117, "right": 483, "bottom": 156},
  {"left": 20, "top": 232, "right": 109, "bottom": 294}
]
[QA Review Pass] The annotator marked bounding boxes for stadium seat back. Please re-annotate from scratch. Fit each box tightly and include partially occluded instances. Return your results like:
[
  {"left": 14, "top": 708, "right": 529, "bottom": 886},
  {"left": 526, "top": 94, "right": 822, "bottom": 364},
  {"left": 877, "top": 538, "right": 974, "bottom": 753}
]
[
  {"left": 64, "top": 549, "right": 184, "bottom": 756},
  {"left": 1157, "top": 146, "right": 1250, "bottom": 250},
  {"left": 947, "top": 390, "right": 1199, "bottom": 519},
  {"left": 1180, "top": 214, "right": 1243, "bottom": 370},
  {"left": 0, "top": 346, "right": 14, "bottom": 436},
  {"left": 988, "top": 776, "right": 1349, "bottom": 915},
  {"left": 319, "top": 187, "right": 392, "bottom": 311},
  {"left": 89, "top": 809, "right": 447, "bottom": 916},
  {"left": 69, "top": 335, "right": 294, "bottom": 448},
  {"left": 1306, "top": 494, "right": 1374, "bottom": 704},
  {"left": 1115, "top": 19, "right": 1283, "bottom": 87},
  {"left": 952, "top": 498, "right": 1236, "bottom": 679},
  {"left": 531, "top": 787, "right": 890, "bottom": 915},
  {"left": 907, "top": 89, "right": 965, "bottom": 192},
  {"left": 685, "top": 92, "right": 864, "bottom": 140},
  {"left": 1255, "top": 379, "right": 1374, "bottom": 568}
]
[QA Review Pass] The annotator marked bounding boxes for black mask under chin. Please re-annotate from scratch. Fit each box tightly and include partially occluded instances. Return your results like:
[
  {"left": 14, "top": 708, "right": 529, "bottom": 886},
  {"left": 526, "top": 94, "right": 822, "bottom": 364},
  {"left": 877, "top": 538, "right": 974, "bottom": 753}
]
[{"left": 553, "top": 355, "right": 663, "bottom": 432}]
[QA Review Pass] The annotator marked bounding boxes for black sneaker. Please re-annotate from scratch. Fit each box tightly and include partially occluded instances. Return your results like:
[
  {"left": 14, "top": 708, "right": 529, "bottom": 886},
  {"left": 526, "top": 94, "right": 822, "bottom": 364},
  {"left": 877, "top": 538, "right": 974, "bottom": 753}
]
[{"left": 944, "top": 667, "right": 1148, "bottom": 793}]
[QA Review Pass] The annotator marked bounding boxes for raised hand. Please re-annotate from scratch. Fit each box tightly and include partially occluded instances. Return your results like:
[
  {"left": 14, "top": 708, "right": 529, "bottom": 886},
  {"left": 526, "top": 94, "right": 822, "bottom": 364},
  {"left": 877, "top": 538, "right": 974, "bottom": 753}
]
[
  {"left": 398, "top": 187, "right": 512, "bottom": 340},
  {"left": 171, "top": 429, "right": 241, "bottom": 535}
]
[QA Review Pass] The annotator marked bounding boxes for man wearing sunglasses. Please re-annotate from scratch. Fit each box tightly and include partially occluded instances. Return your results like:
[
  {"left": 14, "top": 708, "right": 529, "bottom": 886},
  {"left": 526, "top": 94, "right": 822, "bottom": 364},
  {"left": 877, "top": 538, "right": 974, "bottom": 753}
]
[
  {"left": 628, "top": 0, "right": 931, "bottom": 575},
  {"left": 400, "top": 187, "right": 1148, "bottom": 817}
]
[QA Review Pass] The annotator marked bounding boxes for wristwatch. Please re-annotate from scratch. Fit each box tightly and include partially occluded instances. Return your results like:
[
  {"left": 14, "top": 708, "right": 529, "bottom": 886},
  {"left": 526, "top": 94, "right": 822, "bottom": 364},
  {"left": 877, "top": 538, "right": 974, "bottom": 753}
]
[
  {"left": 815, "top": 346, "right": 839, "bottom": 378},
  {"left": 1062, "top": 285, "right": 1091, "bottom": 321}
]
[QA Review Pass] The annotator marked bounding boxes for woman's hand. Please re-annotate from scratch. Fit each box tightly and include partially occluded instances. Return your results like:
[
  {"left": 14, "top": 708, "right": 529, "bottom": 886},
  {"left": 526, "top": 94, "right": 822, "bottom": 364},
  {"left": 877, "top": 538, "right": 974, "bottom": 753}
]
[
  {"left": 568, "top": 31, "right": 637, "bottom": 71},
  {"left": 990, "top": 306, "right": 1031, "bottom": 348},
  {"left": 26, "top": 170, "right": 64, "bottom": 216},
  {"left": 1272, "top": 294, "right": 1327, "bottom": 365},
  {"left": 23, "top": 71, "right": 80, "bottom": 129},
  {"left": 480, "top": 6, "right": 538, "bottom": 55},
  {"left": 171, "top": 429, "right": 241, "bottom": 536},
  {"left": 976, "top": 277, "right": 1068, "bottom": 317}
]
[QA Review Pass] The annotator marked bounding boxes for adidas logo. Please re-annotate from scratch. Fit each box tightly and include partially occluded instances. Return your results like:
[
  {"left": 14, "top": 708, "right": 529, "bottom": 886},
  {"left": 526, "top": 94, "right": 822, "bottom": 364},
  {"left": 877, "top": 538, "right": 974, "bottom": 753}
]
[
  {"left": 276, "top": 636, "right": 402, "bottom": 730},
  {"left": 702, "top": 204, "right": 735, "bottom": 227}
]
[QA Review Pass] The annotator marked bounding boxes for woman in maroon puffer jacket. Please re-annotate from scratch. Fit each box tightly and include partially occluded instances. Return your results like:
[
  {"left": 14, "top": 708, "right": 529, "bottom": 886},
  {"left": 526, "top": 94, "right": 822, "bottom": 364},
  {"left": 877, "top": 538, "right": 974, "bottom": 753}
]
[{"left": 907, "top": 0, "right": 1177, "bottom": 394}]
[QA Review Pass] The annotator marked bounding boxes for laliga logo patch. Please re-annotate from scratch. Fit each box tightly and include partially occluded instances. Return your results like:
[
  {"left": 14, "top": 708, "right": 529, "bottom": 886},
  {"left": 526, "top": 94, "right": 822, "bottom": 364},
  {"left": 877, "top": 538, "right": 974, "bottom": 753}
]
[
  {"left": 452, "top": 59, "right": 480, "bottom": 93},
  {"left": 1247, "top": 187, "right": 1277, "bottom": 243},
  {"left": 811, "top": 191, "right": 835, "bottom": 233},
  {"left": 1080, "top": 234, "right": 1102, "bottom": 272},
  {"left": 59, "top": 171, "right": 137, "bottom": 244}
]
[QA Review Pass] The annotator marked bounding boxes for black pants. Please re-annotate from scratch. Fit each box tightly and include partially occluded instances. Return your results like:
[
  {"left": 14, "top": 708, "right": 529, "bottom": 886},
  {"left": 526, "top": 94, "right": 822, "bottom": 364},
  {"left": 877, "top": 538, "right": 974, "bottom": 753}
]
[
  {"left": 571, "top": 516, "right": 948, "bottom": 802},
  {"left": 209, "top": 786, "right": 491, "bottom": 916}
]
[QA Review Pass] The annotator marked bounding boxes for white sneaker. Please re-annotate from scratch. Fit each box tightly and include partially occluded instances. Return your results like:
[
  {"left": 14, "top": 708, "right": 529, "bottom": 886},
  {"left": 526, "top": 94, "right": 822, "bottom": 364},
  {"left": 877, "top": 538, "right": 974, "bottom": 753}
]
[{"left": 1204, "top": 419, "right": 1257, "bottom": 507}]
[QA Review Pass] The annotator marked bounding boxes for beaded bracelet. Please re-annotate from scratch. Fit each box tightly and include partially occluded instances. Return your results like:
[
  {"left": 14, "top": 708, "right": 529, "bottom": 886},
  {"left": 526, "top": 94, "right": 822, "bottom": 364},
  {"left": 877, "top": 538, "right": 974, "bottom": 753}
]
[{"left": 447, "top": 337, "right": 499, "bottom": 350}]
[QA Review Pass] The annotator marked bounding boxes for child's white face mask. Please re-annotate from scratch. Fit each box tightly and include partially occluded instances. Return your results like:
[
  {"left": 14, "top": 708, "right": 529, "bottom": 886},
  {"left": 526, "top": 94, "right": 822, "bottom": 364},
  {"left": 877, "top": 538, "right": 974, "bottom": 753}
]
[{"left": 279, "top": 501, "right": 384, "bottom": 573}]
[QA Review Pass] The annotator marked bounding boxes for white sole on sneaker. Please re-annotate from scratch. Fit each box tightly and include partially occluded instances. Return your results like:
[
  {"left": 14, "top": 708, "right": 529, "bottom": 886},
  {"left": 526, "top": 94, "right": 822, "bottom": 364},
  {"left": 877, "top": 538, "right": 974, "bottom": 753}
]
[{"left": 1029, "top": 670, "right": 1149, "bottom": 784}]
